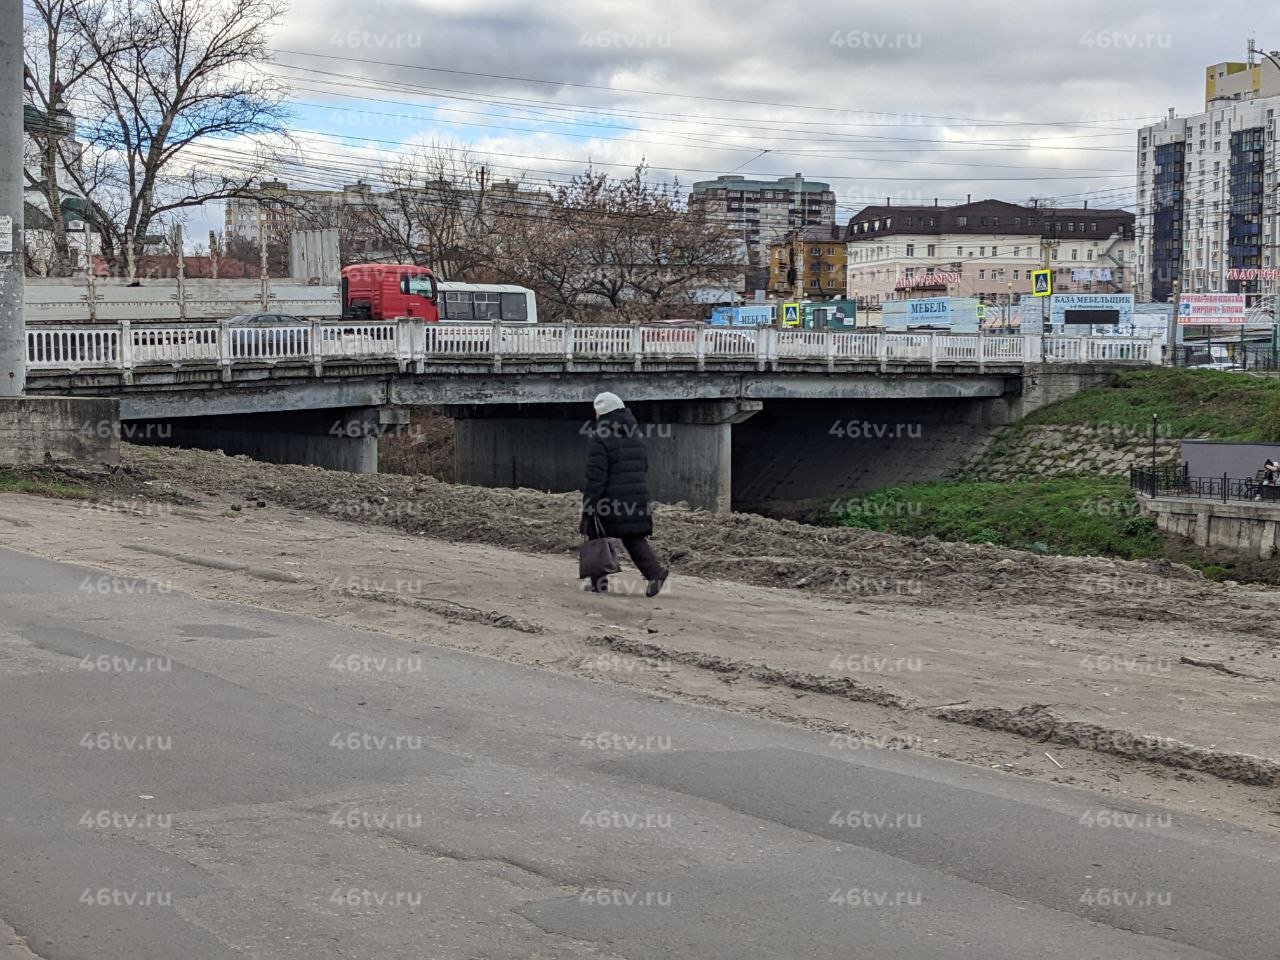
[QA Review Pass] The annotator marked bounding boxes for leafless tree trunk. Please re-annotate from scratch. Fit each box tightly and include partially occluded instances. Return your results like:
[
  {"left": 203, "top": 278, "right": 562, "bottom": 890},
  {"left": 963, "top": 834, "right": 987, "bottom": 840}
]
[
  {"left": 59, "top": 0, "right": 289, "bottom": 272},
  {"left": 23, "top": 0, "right": 127, "bottom": 275}
]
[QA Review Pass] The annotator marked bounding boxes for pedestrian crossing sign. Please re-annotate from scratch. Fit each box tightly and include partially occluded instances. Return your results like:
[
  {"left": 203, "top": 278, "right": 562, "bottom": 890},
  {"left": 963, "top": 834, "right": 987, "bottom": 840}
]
[
  {"left": 1032, "top": 269, "right": 1052, "bottom": 297},
  {"left": 781, "top": 302, "right": 801, "bottom": 327}
]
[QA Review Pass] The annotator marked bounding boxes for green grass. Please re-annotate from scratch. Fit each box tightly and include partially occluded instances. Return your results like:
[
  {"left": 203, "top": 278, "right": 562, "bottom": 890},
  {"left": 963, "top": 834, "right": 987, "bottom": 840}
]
[
  {"left": 826, "top": 477, "right": 1164, "bottom": 560},
  {"left": 1020, "top": 368, "right": 1280, "bottom": 441},
  {"left": 0, "top": 469, "right": 90, "bottom": 500}
]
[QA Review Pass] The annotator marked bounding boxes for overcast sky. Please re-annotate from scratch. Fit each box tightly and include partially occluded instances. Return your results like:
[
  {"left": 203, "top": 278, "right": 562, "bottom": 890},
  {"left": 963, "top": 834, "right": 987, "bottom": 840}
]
[{"left": 185, "top": 0, "right": 1280, "bottom": 242}]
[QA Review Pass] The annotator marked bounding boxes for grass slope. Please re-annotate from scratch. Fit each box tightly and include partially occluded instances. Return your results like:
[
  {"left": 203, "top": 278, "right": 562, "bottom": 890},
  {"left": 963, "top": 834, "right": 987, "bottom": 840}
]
[
  {"left": 827, "top": 478, "right": 1162, "bottom": 560},
  {"left": 1020, "top": 368, "right": 1280, "bottom": 441}
]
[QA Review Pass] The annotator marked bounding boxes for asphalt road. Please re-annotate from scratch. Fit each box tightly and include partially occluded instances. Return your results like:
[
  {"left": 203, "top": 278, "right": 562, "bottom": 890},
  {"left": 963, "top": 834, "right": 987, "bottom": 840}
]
[{"left": 0, "top": 545, "right": 1277, "bottom": 960}]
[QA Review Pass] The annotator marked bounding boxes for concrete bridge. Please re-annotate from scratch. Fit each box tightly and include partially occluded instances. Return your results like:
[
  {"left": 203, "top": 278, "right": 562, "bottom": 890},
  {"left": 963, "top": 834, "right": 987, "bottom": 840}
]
[{"left": 22, "top": 319, "right": 1159, "bottom": 511}]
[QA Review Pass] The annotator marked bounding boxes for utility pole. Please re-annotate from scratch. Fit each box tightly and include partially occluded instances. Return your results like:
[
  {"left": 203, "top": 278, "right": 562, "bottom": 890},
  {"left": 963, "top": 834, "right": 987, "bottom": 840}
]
[
  {"left": 792, "top": 174, "right": 805, "bottom": 304},
  {"left": 0, "top": 0, "right": 26, "bottom": 396},
  {"left": 1040, "top": 235, "right": 1057, "bottom": 334}
]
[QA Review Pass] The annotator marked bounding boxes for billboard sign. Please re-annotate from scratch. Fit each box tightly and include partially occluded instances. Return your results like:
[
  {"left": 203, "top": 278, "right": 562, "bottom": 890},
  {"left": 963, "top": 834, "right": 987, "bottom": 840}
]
[
  {"left": 885, "top": 297, "right": 979, "bottom": 333},
  {"left": 1049, "top": 294, "right": 1134, "bottom": 326},
  {"left": 710, "top": 305, "right": 774, "bottom": 327},
  {"left": 1177, "top": 293, "right": 1247, "bottom": 325}
]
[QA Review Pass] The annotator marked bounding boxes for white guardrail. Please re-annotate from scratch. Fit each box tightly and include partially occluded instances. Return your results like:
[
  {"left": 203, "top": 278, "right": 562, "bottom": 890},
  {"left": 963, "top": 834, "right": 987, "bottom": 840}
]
[{"left": 24, "top": 320, "right": 1163, "bottom": 373}]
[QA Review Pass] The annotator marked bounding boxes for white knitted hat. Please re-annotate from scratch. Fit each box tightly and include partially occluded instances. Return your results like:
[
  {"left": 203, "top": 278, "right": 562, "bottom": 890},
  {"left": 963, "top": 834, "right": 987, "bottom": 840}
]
[{"left": 593, "top": 392, "right": 625, "bottom": 416}]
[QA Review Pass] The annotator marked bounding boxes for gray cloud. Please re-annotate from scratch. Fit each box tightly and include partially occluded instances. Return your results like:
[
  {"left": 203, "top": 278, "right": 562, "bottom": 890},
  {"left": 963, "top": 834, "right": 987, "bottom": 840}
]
[{"left": 254, "top": 0, "right": 1280, "bottom": 215}]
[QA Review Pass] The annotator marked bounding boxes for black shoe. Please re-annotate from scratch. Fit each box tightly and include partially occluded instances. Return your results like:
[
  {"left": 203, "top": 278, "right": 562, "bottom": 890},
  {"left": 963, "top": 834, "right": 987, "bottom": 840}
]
[
  {"left": 583, "top": 579, "right": 608, "bottom": 593},
  {"left": 646, "top": 569, "right": 669, "bottom": 598}
]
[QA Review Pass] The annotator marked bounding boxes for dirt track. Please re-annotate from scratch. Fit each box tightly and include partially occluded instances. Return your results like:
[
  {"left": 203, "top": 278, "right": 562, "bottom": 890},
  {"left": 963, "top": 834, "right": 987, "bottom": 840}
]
[{"left": 3, "top": 444, "right": 1280, "bottom": 831}]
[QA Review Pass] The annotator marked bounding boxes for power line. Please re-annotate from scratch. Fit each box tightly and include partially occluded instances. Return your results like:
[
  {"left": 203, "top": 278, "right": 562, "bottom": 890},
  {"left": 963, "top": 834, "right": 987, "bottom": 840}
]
[{"left": 271, "top": 49, "right": 1162, "bottom": 130}]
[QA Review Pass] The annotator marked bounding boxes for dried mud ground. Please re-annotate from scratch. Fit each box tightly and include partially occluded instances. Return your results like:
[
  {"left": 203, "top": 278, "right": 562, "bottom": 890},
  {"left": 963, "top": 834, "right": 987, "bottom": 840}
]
[{"left": 2, "top": 444, "right": 1279, "bottom": 831}]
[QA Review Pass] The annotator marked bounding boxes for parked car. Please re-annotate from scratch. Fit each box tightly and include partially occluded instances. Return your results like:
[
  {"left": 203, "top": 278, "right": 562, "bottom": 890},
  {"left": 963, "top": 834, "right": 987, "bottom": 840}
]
[{"left": 227, "top": 313, "right": 306, "bottom": 325}]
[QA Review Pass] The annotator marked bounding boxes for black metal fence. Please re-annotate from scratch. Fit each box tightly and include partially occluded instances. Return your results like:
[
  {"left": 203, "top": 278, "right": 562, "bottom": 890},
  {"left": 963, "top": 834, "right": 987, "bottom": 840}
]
[
  {"left": 1130, "top": 463, "right": 1279, "bottom": 502},
  {"left": 1171, "top": 342, "right": 1280, "bottom": 372}
]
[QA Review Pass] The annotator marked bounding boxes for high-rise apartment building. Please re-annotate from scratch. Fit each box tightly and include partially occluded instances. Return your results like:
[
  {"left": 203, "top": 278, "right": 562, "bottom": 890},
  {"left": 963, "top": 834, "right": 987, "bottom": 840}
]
[
  {"left": 689, "top": 174, "right": 836, "bottom": 272},
  {"left": 1136, "top": 48, "right": 1280, "bottom": 303}
]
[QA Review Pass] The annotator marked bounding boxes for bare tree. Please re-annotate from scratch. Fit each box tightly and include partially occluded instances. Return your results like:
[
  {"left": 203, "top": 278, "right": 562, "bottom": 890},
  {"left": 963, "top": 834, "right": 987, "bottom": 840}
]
[
  {"left": 356, "top": 144, "right": 514, "bottom": 280},
  {"left": 505, "top": 164, "right": 740, "bottom": 322},
  {"left": 22, "top": 0, "right": 127, "bottom": 275},
  {"left": 57, "top": 0, "right": 290, "bottom": 275}
]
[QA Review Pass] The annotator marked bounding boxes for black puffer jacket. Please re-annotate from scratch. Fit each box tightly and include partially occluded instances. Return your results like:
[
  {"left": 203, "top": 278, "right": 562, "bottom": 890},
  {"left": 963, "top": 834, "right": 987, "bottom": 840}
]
[{"left": 581, "top": 408, "right": 653, "bottom": 538}]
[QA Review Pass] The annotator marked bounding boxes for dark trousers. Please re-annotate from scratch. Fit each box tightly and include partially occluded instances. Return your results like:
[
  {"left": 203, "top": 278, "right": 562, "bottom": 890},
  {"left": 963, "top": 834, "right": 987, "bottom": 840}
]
[{"left": 619, "top": 535, "right": 664, "bottom": 581}]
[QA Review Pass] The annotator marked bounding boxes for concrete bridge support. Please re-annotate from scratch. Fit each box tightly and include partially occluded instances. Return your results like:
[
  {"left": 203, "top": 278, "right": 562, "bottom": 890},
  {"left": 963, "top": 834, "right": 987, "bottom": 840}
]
[
  {"left": 130, "top": 406, "right": 409, "bottom": 473},
  {"left": 450, "top": 400, "right": 762, "bottom": 513}
]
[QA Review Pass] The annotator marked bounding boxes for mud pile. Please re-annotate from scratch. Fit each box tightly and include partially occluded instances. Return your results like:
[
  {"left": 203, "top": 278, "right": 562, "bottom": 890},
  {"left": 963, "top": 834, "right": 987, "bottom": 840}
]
[{"left": 93, "top": 445, "right": 1280, "bottom": 633}]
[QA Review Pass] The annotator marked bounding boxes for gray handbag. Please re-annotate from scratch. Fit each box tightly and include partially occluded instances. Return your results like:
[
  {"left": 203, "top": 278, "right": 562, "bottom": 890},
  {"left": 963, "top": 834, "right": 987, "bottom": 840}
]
[{"left": 579, "top": 515, "right": 622, "bottom": 581}]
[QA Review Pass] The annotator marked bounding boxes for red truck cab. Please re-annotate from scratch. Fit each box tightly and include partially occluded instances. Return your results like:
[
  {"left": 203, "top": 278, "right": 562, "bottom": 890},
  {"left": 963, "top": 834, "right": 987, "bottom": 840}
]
[{"left": 341, "top": 264, "right": 440, "bottom": 322}]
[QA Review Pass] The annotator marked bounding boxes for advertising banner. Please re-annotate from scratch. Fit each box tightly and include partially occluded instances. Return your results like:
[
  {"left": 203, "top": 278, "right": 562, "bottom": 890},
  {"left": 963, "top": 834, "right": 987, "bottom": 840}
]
[
  {"left": 1049, "top": 294, "right": 1134, "bottom": 326},
  {"left": 1177, "top": 293, "right": 1246, "bottom": 325}
]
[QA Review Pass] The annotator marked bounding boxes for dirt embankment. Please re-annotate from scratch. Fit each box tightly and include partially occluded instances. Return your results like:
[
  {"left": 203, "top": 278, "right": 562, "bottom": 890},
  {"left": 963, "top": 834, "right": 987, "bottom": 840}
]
[{"left": 101, "top": 444, "right": 1278, "bottom": 640}]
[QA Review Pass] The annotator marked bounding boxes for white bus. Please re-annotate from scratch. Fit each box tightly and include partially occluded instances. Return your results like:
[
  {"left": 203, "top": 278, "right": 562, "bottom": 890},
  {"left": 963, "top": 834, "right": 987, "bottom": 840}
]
[{"left": 436, "top": 282, "right": 538, "bottom": 324}]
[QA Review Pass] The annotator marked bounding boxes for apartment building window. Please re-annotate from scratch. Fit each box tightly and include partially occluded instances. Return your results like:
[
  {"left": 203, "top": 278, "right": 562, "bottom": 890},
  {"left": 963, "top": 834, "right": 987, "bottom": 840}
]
[
  {"left": 956, "top": 216, "right": 968, "bottom": 226},
  {"left": 978, "top": 269, "right": 986, "bottom": 279},
  {"left": 979, "top": 246, "right": 986, "bottom": 256},
  {"left": 926, "top": 244, "right": 935, "bottom": 257},
  {"left": 1087, "top": 249, "right": 1094, "bottom": 260},
  {"left": 1013, "top": 270, "right": 1020, "bottom": 280},
  {"left": 1052, "top": 249, "right": 1059, "bottom": 260},
  {"left": 1214, "top": 120, "right": 1221, "bottom": 134},
  {"left": 992, "top": 217, "right": 1000, "bottom": 226},
  {"left": 1071, "top": 248, "right": 1078, "bottom": 259},
  {"left": 1067, "top": 223, "right": 1075, "bottom": 232},
  {"left": 992, "top": 246, "right": 998, "bottom": 256},
  {"left": 956, "top": 246, "right": 963, "bottom": 255},
  {"left": 905, "top": 243, "right": 915, "bottom": 256}
]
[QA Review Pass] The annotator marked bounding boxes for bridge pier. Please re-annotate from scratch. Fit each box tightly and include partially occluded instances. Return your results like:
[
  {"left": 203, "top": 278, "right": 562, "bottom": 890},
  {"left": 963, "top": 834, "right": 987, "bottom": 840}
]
[
  {"left": 131, "top": 406, "right": 409, "bottom": 474},
  {"left": 450, "top": 400, "right": 762, "bottom": 513}
]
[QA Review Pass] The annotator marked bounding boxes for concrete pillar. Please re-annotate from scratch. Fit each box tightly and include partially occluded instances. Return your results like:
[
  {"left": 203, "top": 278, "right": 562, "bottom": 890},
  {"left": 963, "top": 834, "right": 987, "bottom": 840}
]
[
  {"left": 451, "top": 401, "right": 762, "bottom": 513},
  {"left": 0, "top": 0, "right": 25, "bottom": 396},
  {"left": 453, "top": 417, "right": 583, "bottom": 491}
]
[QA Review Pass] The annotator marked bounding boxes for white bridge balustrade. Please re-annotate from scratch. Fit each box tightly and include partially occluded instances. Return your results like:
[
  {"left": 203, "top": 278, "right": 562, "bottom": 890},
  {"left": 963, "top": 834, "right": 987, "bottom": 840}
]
[{"left": 24, "top": 319, "right": 1162, "bottom": 374}]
